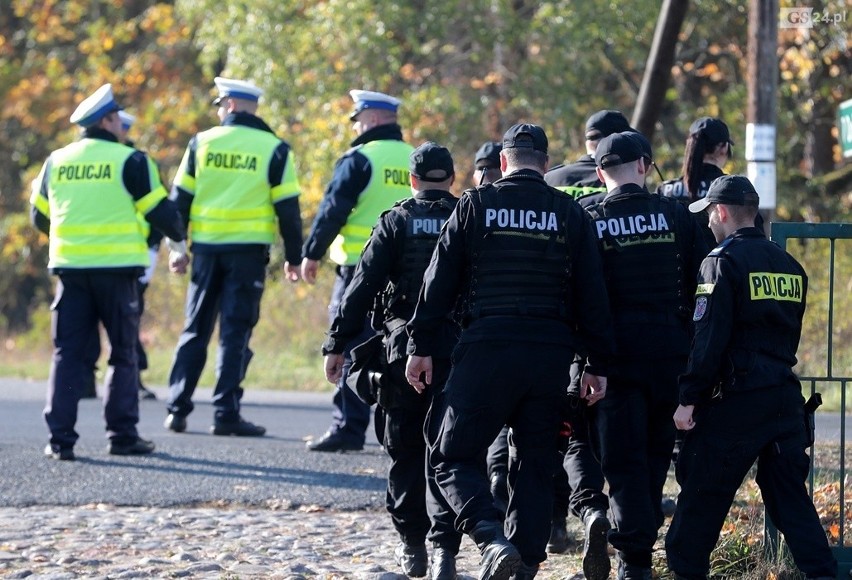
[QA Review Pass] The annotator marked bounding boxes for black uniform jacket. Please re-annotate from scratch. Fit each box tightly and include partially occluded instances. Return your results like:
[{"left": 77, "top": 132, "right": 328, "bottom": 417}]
[
  {"left": 407, "top": 169, "right": 614, "bottom": 376},
  {"left": 545, "top": 154, "right": 601, "bottom": 188},
  {"left": 544, "top": 154, "right": 608, "bottom": 208},
  {"left": 678, "top": 227, "right": 808, "bottom": 405},
  {"left": 323, "top": 189, "right": 459, "bottom": 360},
  {"left": 657, "top": 163, "right": 725, "bottom": 250}
]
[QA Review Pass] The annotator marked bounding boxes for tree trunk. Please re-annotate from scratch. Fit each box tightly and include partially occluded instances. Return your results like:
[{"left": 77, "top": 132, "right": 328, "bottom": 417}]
[{"left": 632, "top": 0, "right": 690, "bottom": 140}]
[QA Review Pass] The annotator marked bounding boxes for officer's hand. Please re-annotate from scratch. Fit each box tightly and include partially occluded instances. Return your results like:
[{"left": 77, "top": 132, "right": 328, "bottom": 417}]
[
  {"left": 673, "top": 404, "right": 695, "bottom": 430},
  {"left": 406, "top": 355, "right": 433, "bottom": 394},
  {"left": 580, "top": 372, "right": 607, "bottom": 405},
  {"left": 169, "top": 252, "right": 190, "bottom": 275},
  {"left": 301, "top": 258, "right": 319, "bottom": 285},
  {"left": 324, "top": 353, "right": 345, "bottom": 384},
  {"left": 283, "top": 261, "right": 301, "bottom": 283},
  {"left": 139, "top": 247, "right": 159, "bottom": 285}
]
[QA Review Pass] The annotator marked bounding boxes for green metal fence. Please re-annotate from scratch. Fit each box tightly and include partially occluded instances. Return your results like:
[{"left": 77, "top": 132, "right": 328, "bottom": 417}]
[{"left": 770, "top": 222, "right": 852, "bottom": 577}]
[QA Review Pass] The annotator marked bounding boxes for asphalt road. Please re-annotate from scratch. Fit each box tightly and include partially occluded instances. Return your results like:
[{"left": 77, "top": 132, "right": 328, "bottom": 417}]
[
  {"left": 1, "top": 378, "right": 849, "bottom": 509},
  {"left": 0, "top": 378, "right": 388, "bottom": 509}
]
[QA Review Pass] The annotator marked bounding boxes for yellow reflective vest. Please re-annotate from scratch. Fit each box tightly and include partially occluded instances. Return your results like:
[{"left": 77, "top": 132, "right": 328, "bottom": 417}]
[
  {"left": 173, "top": 125, "right": 300, "bottom": 245},
  {"left": 553, "top": 184, "right": 607, "bottom": 200},
  {"left": 31, "top": 139, "right": 162, "bottom": 269},
  {"left": 330, "top": 140, "right": 414, "bottom": 265}
]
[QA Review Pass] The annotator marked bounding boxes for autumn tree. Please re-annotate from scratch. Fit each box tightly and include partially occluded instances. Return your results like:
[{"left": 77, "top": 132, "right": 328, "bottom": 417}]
[
  {"left": 1, "top": 0, "right": 848, "bottom": 333},
  {"left": 0, "top": 0, "right": 208, "bottom": 331}
]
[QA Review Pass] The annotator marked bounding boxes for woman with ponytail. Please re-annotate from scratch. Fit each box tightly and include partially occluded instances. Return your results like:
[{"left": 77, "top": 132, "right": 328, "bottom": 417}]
[{"left": 658, "top": 117, "right": 733, "bottom": 248}]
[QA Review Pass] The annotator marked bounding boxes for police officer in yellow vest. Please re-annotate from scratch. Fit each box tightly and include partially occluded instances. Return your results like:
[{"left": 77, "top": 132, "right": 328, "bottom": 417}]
[
  {"left": 30, "top": 84, "right": 186, "bottom": 460},
  {"left": 81, "top": 110, "right": 160, "bottom": 402},
  {"left": 164, "top": 77, "right": 303, "bottom": 437},
  {"left": 117, "top": 111, "right": 160, "bottom": 401},
  {"left": 302, "top": 90, "right": 414, "bottom": 452}
]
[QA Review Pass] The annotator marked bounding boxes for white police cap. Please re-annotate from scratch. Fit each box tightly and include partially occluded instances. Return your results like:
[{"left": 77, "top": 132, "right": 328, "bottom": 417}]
[
  {"left": 118, "top": 111, "right": 136, "bottom": 130},
  {"left": 213, "top": 77, "right": 263, "bottom": 105},
  {"left": 349, "top": 89, "right": 401, "bottom": 120},
  {"left": 69, "top": 83, "right": 123, "bottom": 127}
]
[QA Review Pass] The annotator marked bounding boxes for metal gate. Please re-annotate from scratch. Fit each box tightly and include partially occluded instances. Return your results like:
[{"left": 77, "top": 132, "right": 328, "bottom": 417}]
[{"left": 770, "top": 222, "right": 852, "bottom": 577}]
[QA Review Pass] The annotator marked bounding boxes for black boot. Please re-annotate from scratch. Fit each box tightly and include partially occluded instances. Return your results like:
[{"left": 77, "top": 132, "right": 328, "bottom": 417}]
[
  {"left": 138, "top": 382, "right": 157, "bottom": 400},
  {"left": 394, "top": 542, "right": 428, "bottom": 577},
  {"left": 546, "top": 518, "right": 571, "bottom": 554},
  {"left": 510, "top": 562, "right": 538, "bottom": 579},
  {"left": 582, "top": 509, "right": 611, "bottom": 580},
  {"left": 661, "top": 496, "right": 677, "bottom": 517},
  {"left": 211, "top": 417, "right": 266, "bottom": 437},
  {"left": 430, "top": 545, "right": 457, "bottom": 580},
  {"left": 616, "top": 555, "right": 652, "bottom": 580},
  {"left": 472, "top": 521, "right": 522, "bottom": 580}
]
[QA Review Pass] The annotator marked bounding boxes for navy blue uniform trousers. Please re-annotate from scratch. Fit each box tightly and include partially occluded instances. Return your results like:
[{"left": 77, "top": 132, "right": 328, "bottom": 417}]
[
  {"left": 45, "top": 271, "right": 141, "bottom": 448},
  {"left": 430, "top": 340, "right": 570, "bottom": 566},
  {"left": 383, "top": 359, "right": 462, "bottom": 552},
  {"left": 326, "top": 265, "right": 372, "bottom": 445},
  {"left": 486, "top": 426, "right": 510, "bottom": 483},
  {"left": 595, "top": 356, "right": 681, "bottom": 568},
  {"left": 167, "top": 250, "right": 265, "bottom": 422},
  {"left": 563, "top": 411, "right": 608, "bottom": 519},
  {"left": 136, "top": 281, "right": 150, "bottom": 372},
  {"left": 83, "top": 279, "right": 151, "bottom": 390},
  {"left": 563, "top": 357, "right": 609, "bottom": 519},
  {"left": 666, "top": 385, "right": 837, "bottom": 579}
]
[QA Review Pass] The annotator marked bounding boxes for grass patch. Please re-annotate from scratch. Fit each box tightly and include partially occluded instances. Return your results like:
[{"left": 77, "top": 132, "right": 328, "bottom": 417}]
[
  {"left": 1, "top": 260, "right": 338, "bottom": 392},
  {"left": 540, "top": 441, "right": 850, "bottom": 579},
  {"left": 536, "top": 459, "right": 837, "bottom": 580},
  {"left": 2, "top": 239, "right": 851, "bottom": 407}
]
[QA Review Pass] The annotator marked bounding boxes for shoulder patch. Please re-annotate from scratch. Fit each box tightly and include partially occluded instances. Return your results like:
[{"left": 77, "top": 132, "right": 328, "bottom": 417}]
[
  {"left": 695, "top": 283, "right": 715, "bottom": 295},
  {"left": 692, "top": 296, "right": 708, "bottom": 321},
  {"left": 748, "top": 272, "right": 804, "bottom": 302}
]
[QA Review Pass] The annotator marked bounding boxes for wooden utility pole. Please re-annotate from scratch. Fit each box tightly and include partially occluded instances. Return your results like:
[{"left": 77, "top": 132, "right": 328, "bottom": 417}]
[
  {"left": 746, "top": 0, "right": 779, "bottom": 229},
  {"left": 631, "top": 0, "right": 690, "bottom": 141}
]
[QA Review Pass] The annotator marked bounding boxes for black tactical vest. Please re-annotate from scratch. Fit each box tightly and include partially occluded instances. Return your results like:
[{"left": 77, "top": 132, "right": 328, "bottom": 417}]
[
  {"left": 382, "top": 196, "right": 456, "bottom": 323},
  {"left": 461, "top": 183, "right": 573, "bottom": 324},
  {"left": 586, "top": 193, "right": 688, "bottom": 324}
]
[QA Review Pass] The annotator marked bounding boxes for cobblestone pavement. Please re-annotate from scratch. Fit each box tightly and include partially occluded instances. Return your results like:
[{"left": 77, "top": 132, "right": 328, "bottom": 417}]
[
  {"left": 0, "top": 382, "right": 595, "bottom": 579},
  {"left": 0, "top": 504, "right": 593, "bottom": 579}
]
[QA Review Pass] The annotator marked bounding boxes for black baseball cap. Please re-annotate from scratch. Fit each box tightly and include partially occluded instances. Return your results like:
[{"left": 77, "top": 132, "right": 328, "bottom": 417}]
[
  {"left": 410, "top": 141, "right": 454, "bottom": 182},
  {"left": 595, "top": 131, "right": 645, "bottom": 169},
  {"left": 689, "top": 175, "right": 759, "bottom": 213},
  {"left": 689, "top": 117, "right": 734, "bottom": 146},
  {"left": 474, "top": 141, "right": 502, "bottom": 169},
  {"left": 502, "top": 123, "right": 548, "bottom": 153},
  {"left": 624, "top": 130, "right": 653, "bottom": 161},
  {"left": 585, "top": 110, "right": 632, "bottom": 140}
]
